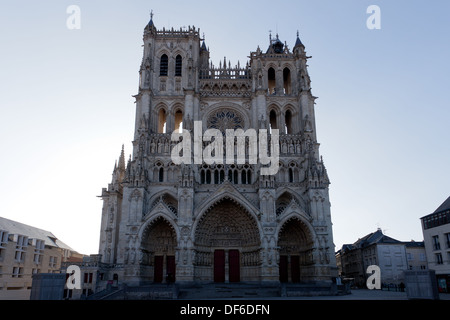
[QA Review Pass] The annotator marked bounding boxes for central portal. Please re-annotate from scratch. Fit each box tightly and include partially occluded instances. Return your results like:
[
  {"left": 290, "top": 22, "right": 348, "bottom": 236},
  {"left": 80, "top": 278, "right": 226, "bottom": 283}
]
[
  {"left": 214, "top": 249, "right": 240, "bottom": 283},
  {"left": 194, "top": 198, "right": 261, "bottom": 282}
]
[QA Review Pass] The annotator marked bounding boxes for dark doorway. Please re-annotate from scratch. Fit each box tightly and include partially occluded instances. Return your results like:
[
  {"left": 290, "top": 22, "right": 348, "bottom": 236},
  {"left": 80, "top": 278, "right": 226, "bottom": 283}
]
[
  {"left": 154, "top": 256, "right": 164, "bottom": 283},
  {"left": 291, "top": 256, "right": 300, "bottom": 283},
  {"left": 214, "top": 250, "right": 225, "bottom": 283},
  {"left": 228, "top": 250, "right": 240, "bottom": 283},
  {"left": 279, "top": 255, "right": 288, "bottom": 283}
]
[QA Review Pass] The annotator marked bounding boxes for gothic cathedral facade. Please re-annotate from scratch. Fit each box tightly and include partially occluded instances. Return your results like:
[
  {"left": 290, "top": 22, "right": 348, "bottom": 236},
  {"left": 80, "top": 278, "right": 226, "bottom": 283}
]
[{"left": 98, "top": 17, "right": 337, "bottom": 286}]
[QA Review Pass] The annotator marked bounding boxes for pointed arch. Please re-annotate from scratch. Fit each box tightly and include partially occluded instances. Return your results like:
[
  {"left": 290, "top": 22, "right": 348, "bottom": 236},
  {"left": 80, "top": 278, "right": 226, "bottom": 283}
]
[
  {"left": 193, "top": 189, "right": 261, "bottom": 228},
  {"left": 277, "top": 215, "right": 316, "bottom": 283}
]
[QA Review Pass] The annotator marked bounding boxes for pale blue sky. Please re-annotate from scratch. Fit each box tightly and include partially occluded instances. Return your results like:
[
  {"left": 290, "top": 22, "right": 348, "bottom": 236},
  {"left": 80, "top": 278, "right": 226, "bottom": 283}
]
[{"left": 0, "top": 1, "right": 449, "bottom": 254}]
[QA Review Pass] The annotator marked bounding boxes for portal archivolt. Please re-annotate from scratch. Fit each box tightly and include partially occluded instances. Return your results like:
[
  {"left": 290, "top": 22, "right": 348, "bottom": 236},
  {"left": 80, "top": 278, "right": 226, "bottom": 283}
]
[{"left": 194, "top": 198, "right": 261, "bottom": 282}]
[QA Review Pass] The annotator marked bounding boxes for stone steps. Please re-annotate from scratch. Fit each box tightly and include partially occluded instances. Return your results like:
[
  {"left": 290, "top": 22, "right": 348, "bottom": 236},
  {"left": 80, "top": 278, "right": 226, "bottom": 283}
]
[{"left": 178, "top": 283, "right": 280, "bottom": 299}]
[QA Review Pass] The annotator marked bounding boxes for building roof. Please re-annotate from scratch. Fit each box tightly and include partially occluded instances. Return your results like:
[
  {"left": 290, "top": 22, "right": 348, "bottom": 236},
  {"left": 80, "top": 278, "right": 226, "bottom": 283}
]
[
  {"left": 340, "top": 229, "right": 402, "bottom": 252},
  {"left": 433, "top": 195, "right": 450, "bottom": 214},
  {"left": 0, "top": 216, "right": 75, "bottom": 251},
  {"left": 404, "top": 240, "right": 424, "bottom": 248}
]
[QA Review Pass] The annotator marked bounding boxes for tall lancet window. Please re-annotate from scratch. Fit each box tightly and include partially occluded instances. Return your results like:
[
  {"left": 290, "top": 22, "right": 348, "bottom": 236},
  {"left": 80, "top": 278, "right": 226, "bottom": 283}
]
[
  {"left": 285, "top": 110, "right": 292, "bottom": 134},
  {"left": 160, "top": 54, "right": 168, "bottom": 76},
  {"left": 174, "top": 109, "right": 183, "bottom": 133},
  {"left": 269, "top": 109, "right": 277, "bottom": 134},
  {"left": 268, "top": 67, "right": 276, "bottom": 94},
  {"left": 283, "top": 68, "right": 291, "bottom": 94},
  {"left": 175, "top": 55, "right": 182, "bottom": 77},
  {"left": 158, "top": 109, "right": 167, "bottom": 133}
]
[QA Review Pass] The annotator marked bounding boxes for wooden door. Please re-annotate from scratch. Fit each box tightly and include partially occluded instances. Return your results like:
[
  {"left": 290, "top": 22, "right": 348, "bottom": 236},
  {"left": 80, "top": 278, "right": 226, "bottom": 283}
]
[
  {"left": 154, "top": 256, "right": 164, "bottom": 283},
  {"left": 214, "top": 250, "right": 225, "bottom": 282},
  {"left": 228, "top": 250, "right": 240, "bottom": 283},
  {"left": 291, "top": 256, "right": 300, "bottom": 283}
]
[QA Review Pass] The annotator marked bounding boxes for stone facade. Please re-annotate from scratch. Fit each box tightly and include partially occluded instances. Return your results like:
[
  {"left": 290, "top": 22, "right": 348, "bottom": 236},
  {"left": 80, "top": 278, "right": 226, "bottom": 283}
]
[
  {"left": 421, "top": 195, "right": 450, "bottom": 292},
  {"left": 97, "top": 17, "right": 337, "bottom": 287}
]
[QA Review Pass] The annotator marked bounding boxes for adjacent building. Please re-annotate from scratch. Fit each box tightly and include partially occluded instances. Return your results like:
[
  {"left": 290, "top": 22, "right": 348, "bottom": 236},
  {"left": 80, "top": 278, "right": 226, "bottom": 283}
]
[
  {"left": 336, "top": 229, "right": 426, "bottom": 288},
  {"left": 0, "top": 216, "right": 82, "bottom": 299},
  {"left": 421, "top": 195, "right": 450, "bottom": 293}
]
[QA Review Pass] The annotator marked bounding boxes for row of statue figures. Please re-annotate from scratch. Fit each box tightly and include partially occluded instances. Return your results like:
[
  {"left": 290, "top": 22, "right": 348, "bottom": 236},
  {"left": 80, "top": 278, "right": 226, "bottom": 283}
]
[{"left": 140, "top": 134, "right": 314, "bottom": 156}]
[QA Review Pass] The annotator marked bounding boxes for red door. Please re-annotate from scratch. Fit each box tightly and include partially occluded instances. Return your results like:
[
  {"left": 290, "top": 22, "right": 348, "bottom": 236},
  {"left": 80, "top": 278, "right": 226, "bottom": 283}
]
[
  {"left": 166, "top": 255, "right": 176, "bottom": 283},
  {"left": 228, "top": 250, "right": 240, "bottom": 283},
  {"left": 291, "top": 256, "right": 300, "bottom": 283},
  {"left": 279, "top": 255, "right": 288, "bottom": 283},
  {"left": 214, "top": 250, "right": 225, "bottom": 282},
  {"left": 154, "top": 256, "right": 164, "bottom": 283}
]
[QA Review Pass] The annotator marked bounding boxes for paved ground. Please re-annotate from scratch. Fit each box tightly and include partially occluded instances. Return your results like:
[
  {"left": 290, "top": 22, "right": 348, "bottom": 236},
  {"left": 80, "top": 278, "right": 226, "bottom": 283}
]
[{"left": 277, "top": 288, "right": 450, "bottom": 300}]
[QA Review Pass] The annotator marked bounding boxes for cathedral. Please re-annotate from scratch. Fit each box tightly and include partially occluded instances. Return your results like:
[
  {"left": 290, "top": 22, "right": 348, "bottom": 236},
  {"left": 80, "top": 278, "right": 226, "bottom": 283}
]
[{"left": 97, "top": 15, "right": 337, "bottom": 288}]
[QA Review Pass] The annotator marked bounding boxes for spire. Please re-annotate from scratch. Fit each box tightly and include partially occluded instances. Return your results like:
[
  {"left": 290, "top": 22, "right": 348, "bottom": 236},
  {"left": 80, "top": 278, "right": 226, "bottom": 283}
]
[
  {"left": 201, "top": 33, "right": 208, "bottom": 51},
  {"left": 295, "top": 30, "right": 303, "bottom": 47},
  {"left": 149, "top": 9, "right": 154, "bottom": 26},
  {"left": 118, "top": 144, "right": 125, "bottom": 171},
  {"left": 145, "top": 9, "right": 156, "bottom": 31}
]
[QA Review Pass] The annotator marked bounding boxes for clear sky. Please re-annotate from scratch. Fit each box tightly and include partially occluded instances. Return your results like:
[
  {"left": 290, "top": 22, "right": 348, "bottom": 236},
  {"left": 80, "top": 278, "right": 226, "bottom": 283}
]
[{"left": 0, "top": 1, "right": 449, "bottom": 255}]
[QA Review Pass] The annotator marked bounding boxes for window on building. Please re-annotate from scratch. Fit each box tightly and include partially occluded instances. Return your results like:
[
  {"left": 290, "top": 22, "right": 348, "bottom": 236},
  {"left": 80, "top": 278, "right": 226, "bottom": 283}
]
[
  {"left": 268, "top": 67, "right": 276, "bottom": 94},
  {"left": 201, "top": 170, "right": 205, "bottom": 184},
  {"left": 33, "top": 239, "right": 44, "bottom": 265},
  {"left": 84, "top": 272, "right": 93, "bottom": 284},
  {"left": 15, "top": 240, "right": 26, "bottom": 262},
  {"left": 432, "top": 235, "right": 441, "bottom": 250},
  {"left": 436, "top": 253, "right": 443, "bottom": 264},
  {"left": 160, "top": 54, "right": 168, "bottom": 76},
  {"left": 49, "top": 256, "right": 57, "bottom": 268},
  {"left": 159, "top": 167, "right": 164, "bottom": 183},
  {"left": 269, "top": 110, "right": 277, "bottom": 133},
  {"left": 16, "top": 235, "right": 28, "bottom": 247},
  {"left": 288, "top": 168, "right": 294, "bottom": 183},
  {"left": 12, "top": 267, "right": 23, "bottom": 278},
  {"left": 285, "top": 110, "right": 292, "bottom": 134},
  {"left": 174, "top": 110, "right": 183, "bottom": 133},
  {"left": 0, "top": 230, "right": 8, "bottom": 247},
  {"left": 175, "top": 55, "right": 182, "bottom": 76},
  {"left": 206, "top": 170, "right": 211, "bottom": 184},
  {"left": 445, "top": 233, "right": 450, "bottom": 249},
  {"left": 283, "top": 67, "right": 291, "bottom": 94},
  {"left": 241, "top": 170, "right": 247, "bottom": 184},
  {"left": 158, "top": 108, "right": 167, "bottom": 133}
]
